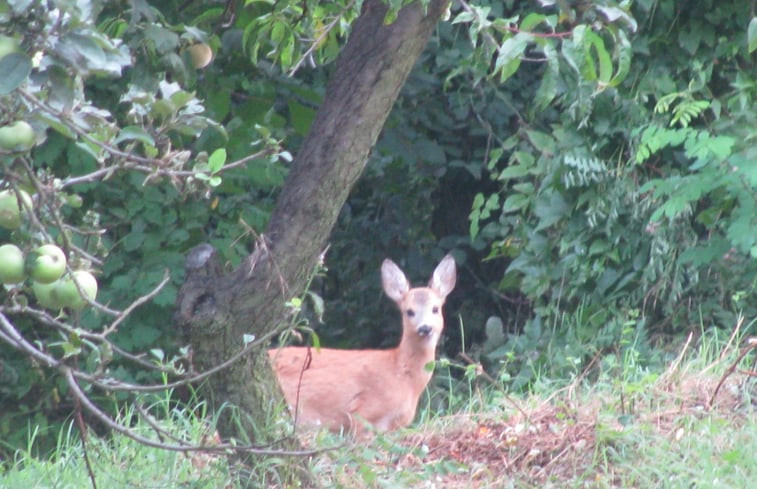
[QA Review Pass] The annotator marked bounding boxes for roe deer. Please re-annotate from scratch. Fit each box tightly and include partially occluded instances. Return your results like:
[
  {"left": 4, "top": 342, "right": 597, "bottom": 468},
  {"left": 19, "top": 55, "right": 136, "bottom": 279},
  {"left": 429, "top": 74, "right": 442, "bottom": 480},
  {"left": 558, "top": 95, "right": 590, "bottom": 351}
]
[{"left": 268, "top": 255, "right": 457, "bottom": 435}]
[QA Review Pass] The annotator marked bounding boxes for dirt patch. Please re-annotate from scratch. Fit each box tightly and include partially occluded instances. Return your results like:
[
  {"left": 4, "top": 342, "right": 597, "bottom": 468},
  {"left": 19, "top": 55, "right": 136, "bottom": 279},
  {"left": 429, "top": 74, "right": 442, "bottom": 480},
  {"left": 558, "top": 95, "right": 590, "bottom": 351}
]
[
  {"left": 398, "top": 403, "right": 597, "bottom": 487},
  {"left": 309, "top": 347, "right": 755, "bottom": 488},
  {"left": 394, "top": 366, "right": 752, "bottom": 488}
]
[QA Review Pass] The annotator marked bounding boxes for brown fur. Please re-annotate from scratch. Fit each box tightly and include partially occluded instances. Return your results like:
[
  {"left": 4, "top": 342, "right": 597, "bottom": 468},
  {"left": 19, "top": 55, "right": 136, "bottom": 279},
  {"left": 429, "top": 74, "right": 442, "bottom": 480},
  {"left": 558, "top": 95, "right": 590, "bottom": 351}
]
[{"left": 268, "top": 255, "right": 456, "bottom": 435}]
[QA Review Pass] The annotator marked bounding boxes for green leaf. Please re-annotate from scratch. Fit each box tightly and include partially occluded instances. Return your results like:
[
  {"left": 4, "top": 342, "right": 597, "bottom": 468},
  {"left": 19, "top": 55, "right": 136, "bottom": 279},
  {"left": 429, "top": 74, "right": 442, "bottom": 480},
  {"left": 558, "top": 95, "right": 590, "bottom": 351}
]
[
  {"left": 487, "top": 147, "right": 504, "bottom": 170},
  {"left": 61, "top": 340, "right": 82, "bottom": 359},
  {"left": 533, "top": 190, "right": 568, "bottom": 230},
  {"left": 608, "top": 30, "right": 632, "bottom": 87},
  {"left": 288, "top": 296, "right": 302, "bottom": 310},
  {"left": 512, "top": 182, "right": 534, "bottom": 194},
  {"left": 208, "top": 148, "right": 227, "bottom": 173},
  {"left": 451, "top": 10, "right": 475, "bottom": 25},
  {"left": 589, "top": 240, "right": 609, "bottom": 255},
  {"left": 36, "top": 112, "right": 77, "bottom": 139},
  {"left": 151, "top": 99, "right": 175, "bottom": 119},
  {"left": 520, "top": 13, "right": 547, "bottom": 32},
  {"left": 469, "top": 214, "right": 480, "bottom": 240},
  {"left": 596, "top": 6, "right": 638, "bottom": 33},
  {"left": 561, "top": 34, "right": 584, "bottom": 75},
  {"left": 243, "top": 22, "right": 264, "bottom": 65},
  {"left": 270, "top": 21, "right": 285, "bottom": 45},
  {"left": 483, "top": 194, "right": 500, "bottom": 217},
  {"left": 469, "top": 193, "right": 485, "bottom": 238},
  {"left": 280, "top": 32, "right": 295, "bottom": 68},
  {"left": 0, "top": 52, "right": 32, "bottom": 94},
  {"left": 495, "top": 33, "right": 528, "bottom": 83},
  {"left": 513, "top": 150, "right": 535, "bottom": 166},
  {"left": 307, "top": 291, "right": 325, "bottom": 323},
  {"left": 526, "top": 130, "right": 556, "bottom": 154},
  {"left": 498, "top": 164, "right": 531, "bottom": 180},
  {"left": 748, "top": 17, "right": 757, "bottom": 53},
  {"left": 191, "top": 6, "right": 226, "bottom": 25},
  {"left": 55, "top": 32, "right": 129, "bottom": 76},
  {"left": 503, "top": 193, "right": 529, "bottom": 213},
  {"left": 288, "top": 99, "right": 316, "bottom": 136},
  {"left": 584, "top": 30, "right": 613, "bottom": 84},
  {"left": 169, "top": 89, "right": 195, "bottom": 109},
  {"left": 144, "top": 25, "right": 180, "bottom": 54},
  {"left": 534, "top": 43, "right": 559, "bottom": 109},
  {"left": 74, "top": 140, "right": 103, "bottom": 162},
  {"left": 122, "top": 231, "right": 145, "bottom": 251},
  {"left": 114, "top": 126, "right": 155, "bottom": 146}
]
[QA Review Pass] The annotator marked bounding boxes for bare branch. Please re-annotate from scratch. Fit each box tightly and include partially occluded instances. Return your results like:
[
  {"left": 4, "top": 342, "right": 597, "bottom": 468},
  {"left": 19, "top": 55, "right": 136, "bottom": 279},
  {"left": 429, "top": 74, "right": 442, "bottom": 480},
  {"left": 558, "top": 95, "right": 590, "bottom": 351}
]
[
  {"left": 18, "top": 88, "right": 156, "bottom": 167},
  {"left": 18, "top": 87, "right": 279, "bottom": 191},
  {"left": 3, "top": 310, "right": 335, "bottom": 456},
  {"left": 0, "top": 304, "right": 280, "bottom": 394},
  {"left": 0, "top": 311, "right": 61, "bottom": 368},
  {"left": 708, "top": 336, "right": 757, "bottom": 409},
  {"left": 289, "top": 0, "right": 356, "bottom": 76},
  {"left": 101, "top": 269, "right": 171, "bottom": 334},
  {"left": 77, "top": 337, "right": 263, "bottom": 392},
  {"left": 62, "top": 366, "right": 336, "bottom": 456}
]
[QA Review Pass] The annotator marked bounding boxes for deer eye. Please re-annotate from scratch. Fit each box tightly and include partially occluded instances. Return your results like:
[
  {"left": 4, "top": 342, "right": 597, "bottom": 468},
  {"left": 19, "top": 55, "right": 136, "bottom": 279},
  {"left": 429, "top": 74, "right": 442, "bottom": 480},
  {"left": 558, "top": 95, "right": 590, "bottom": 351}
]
[{"left": 406, "top": 309, "right": 415, "bottom": 317}]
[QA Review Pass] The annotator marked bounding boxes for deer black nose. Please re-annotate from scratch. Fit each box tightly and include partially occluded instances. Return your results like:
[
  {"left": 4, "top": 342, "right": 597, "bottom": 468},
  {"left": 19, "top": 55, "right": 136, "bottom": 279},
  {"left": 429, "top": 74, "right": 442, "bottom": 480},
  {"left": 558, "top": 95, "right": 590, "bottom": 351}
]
[{"left": 417, "top": 325, "right": 432, "bottom": 337}]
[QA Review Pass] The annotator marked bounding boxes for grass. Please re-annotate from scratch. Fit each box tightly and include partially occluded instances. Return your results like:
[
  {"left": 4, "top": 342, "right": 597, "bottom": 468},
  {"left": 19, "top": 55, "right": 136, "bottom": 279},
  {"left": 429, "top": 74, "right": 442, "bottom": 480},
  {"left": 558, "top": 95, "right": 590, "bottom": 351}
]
[
  {"left": 1, "top": 322, "right": 755, "bottom": 488},
  {"left": 1, "top": 398, "right": 234, "bottom": 489}
]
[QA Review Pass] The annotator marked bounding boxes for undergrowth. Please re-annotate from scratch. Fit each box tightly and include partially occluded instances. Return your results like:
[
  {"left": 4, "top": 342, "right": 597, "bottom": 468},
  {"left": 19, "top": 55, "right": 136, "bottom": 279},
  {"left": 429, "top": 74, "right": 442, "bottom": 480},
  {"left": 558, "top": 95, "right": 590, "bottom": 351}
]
[
  {"left": 0, "top": 395, "right": 233, "bottom": 489},
  {"left": 1, "top": 317, "right": 755, "bottom": 488}
]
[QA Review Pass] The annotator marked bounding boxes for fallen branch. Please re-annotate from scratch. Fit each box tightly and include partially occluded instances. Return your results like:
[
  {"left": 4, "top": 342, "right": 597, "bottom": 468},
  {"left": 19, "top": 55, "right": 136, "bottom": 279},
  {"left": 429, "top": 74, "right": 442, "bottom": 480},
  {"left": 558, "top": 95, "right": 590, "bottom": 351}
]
[{"left": 708, "top": 336, "right": 757, "bottom": 408}]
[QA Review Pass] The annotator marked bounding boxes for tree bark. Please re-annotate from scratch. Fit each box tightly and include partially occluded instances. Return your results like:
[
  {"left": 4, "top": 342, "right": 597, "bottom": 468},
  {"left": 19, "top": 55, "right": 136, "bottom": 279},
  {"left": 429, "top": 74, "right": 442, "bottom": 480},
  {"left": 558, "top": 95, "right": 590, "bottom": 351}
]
[{"left": 175, "top": 0, "right": 449, "bottom": 479}]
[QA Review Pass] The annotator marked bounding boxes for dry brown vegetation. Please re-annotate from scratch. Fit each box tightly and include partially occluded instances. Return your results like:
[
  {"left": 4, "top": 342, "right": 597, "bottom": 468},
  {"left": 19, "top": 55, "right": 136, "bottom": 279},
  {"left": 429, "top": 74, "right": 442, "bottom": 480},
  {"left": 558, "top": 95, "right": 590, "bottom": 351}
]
[{"left": 312, "top": 337, "right": 756, "bottom": 488}]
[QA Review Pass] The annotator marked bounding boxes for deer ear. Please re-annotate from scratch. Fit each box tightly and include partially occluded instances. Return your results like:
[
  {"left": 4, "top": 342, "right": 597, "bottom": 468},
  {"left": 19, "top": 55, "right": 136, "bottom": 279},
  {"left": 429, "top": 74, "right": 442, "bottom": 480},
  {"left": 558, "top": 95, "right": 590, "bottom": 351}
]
[
  {"left": 381, "top": 259, "right": 409, "bottom": 302},
  {"left": 429, "top": 254, "right": 456, "bottom": 299}
]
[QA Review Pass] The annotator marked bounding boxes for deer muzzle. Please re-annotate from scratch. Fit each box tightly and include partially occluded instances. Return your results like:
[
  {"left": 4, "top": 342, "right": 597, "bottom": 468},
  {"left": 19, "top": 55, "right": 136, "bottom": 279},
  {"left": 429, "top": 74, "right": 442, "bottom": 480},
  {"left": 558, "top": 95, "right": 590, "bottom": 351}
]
[{"left": 417, "top": 325, "right": 433, "bottom": 337}]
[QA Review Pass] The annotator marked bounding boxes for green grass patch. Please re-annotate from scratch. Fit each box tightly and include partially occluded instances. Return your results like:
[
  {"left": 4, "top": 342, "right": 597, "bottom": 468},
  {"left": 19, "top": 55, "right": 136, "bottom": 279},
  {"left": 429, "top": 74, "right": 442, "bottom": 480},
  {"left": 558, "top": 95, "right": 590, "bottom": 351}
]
[
  {"left": 1, "top": 400, "right": 232, "bottom": 489},
  {"left": 2, "top": 323, "right": 755, "bottom": 488}
]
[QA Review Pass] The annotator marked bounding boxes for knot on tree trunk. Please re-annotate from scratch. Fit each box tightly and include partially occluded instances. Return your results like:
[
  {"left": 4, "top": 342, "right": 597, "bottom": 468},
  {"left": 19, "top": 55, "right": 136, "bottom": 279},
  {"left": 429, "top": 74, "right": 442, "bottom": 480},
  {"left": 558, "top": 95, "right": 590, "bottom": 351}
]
[{"left": 174, "top": 243, "right": 225, "bottom": 338}]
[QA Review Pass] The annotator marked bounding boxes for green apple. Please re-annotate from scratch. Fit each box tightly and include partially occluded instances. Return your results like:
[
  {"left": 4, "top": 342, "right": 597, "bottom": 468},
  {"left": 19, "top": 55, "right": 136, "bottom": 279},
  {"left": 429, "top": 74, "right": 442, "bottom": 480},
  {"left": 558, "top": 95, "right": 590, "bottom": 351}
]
[
  {"left": 55, "top": 270, "right": 98, "bottom": 310},
  {"left": 0, "top": 121, "right": 35, "bottom": 152},
  {"left": 29, "top": 244, "right": 67, "bottom": 283},
  {"left": 0, "top": 243, "right": 25, "bottom": 284},
  {"left": 0, "top": 35, "right": 20, "bottom": 59},
  {"left": 32, "top": 280, "right": 65, "bottom": 310},
  {"left": 0, "top": 189, "right": 33, "bottom": 229}
]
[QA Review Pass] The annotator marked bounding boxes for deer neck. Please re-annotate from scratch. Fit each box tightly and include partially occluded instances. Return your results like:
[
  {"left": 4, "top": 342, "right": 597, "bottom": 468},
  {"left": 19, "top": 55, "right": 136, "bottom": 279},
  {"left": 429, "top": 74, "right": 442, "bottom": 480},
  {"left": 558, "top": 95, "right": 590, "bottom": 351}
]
[{"left": 395, "top": 329, "right": 439, "bottom": 389}]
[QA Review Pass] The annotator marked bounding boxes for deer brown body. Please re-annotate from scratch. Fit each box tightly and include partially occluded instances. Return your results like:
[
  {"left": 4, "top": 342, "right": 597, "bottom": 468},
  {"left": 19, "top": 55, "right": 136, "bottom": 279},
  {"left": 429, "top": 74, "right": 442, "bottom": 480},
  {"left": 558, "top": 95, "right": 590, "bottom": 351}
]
[{"left": 268, "top": 255, "right": 456, "bottom": 435}]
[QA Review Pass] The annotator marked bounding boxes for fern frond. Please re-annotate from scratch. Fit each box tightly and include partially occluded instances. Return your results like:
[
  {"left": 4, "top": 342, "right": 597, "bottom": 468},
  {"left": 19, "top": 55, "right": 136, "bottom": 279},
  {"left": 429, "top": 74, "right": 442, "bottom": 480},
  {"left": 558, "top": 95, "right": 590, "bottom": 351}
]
[
  {"left": 654, "top": 92, "right": 680, "bottom": 114},
  {"left": 562, "top": 155, "right": 609, "bottom": 188},
  {"left": 671, "top": 99, "right": 710, "bottom": 128}
]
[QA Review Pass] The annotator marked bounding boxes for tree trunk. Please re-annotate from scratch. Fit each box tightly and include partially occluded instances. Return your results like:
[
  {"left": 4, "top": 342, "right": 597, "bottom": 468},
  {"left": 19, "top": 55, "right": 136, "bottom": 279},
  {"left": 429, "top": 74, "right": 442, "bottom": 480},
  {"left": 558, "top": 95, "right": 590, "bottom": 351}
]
[{"left": 175, "top": 0, "right": 449, "bottom": 480}]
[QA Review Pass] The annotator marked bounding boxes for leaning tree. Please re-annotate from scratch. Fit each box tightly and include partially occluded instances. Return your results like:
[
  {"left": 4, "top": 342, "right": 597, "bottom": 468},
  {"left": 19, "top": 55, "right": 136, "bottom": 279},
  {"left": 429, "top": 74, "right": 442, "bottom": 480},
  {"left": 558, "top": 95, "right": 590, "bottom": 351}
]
[{"left": 174, "top": 0, "right": 450, "bottom": 447}]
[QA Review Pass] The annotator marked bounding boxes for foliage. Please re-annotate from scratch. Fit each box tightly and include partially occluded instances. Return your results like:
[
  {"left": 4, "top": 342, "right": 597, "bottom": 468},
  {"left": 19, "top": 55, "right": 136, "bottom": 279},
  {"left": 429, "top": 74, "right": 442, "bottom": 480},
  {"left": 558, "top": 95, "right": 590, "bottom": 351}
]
[
  {"left": 462, "top": 0, "right": 757, "bottom": 383},
  {"left": 1, "top": 0, "right": 755, "bottom": 478},
  {"left": 0, "top": 394, "right": 234, "bottom": 488},
  {"left": 317, "top": 0, "right": 757, "bottom": 394},
  {"left": 4, "top": 319, "right": 755, "bottom": 488},
  {"left": 0, "top": 0, "right": 291, "bottom": 456},
  {"left": 323, "top": 0, "right": 641, "bottom": 354}
]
